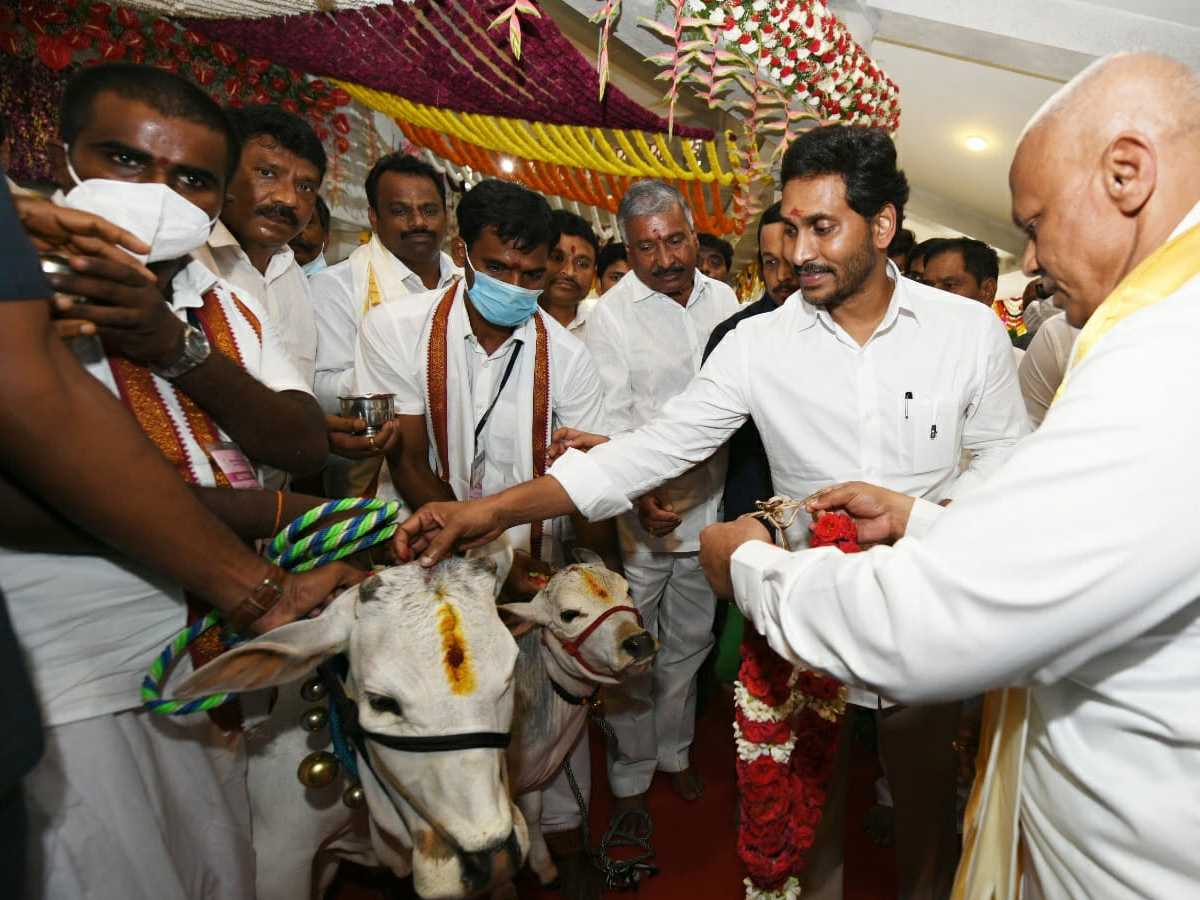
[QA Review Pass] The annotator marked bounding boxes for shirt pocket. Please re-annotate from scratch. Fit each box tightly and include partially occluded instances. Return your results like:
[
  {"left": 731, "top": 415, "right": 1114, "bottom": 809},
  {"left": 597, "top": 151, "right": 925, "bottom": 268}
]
[{"left": 898, "top": 394, "right": 956, "bottom": 475}]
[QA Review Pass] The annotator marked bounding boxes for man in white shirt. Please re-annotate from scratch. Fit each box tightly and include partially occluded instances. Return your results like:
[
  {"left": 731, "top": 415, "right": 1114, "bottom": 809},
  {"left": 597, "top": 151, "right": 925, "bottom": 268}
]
[
  {"left": 694, "top": 52, "right": 1200, "bottom": 900},
  {"left": 537, "top": 209, "right": 599, "bottom": 339},
  {"left": 355, "top": 180, "right": 618, "bottom": 897},
  {"left": 192, "top": 103, "right": 324, "bottom": 388},
  {"left": 579, "top": 180, "right": 739, "bottom": 818},
  {"left": 393, "top": 130, "right": 1027, "bottom": 897},
  {"left": 6, "top": 63, "right": 356, "bottom": 900},
  {"left": 312, "top": 153, "right": 459, "bottom": 496}
]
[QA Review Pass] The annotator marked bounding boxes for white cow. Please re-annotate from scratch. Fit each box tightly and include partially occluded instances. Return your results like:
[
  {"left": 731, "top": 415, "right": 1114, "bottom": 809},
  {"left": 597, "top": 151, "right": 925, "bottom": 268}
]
[
  {"left": 176, "top": 558, "right": 528, "bottom": 900},
  {"left": 498, "top": 553, "right": 657, "bottom": 894}
]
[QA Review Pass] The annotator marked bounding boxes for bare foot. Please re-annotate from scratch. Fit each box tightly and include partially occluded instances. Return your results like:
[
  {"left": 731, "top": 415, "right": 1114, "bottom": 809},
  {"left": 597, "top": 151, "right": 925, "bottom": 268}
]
[
  {"left": 544, "top": 828, "right": 604, "bottom": 900},
  {"left": 668, "top": 767, "right": 705, "bottom": 802},
  {"left": 610, "top": 793, "right": 650, "bottom": 838},
  {"left": 863, "top": 802, "right": 895, "bottom": 847}
]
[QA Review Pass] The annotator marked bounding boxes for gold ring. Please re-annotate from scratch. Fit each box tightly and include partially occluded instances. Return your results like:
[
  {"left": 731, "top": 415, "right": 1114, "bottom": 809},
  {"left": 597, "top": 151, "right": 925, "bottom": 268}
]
[{"left": 368, "top": 435, "right": 376, "bottom": 449}]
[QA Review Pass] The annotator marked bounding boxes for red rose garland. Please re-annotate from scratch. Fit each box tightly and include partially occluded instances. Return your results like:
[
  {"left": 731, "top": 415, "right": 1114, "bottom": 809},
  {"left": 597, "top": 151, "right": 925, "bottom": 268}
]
[{"left": 734, "top": 511, "right": 858, "bottom": 899}]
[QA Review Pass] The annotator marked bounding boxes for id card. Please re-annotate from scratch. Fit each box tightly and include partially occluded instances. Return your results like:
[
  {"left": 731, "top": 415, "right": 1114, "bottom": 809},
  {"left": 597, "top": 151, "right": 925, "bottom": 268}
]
[
  {"left": 207, "top": 441, "right": 263, "bottom": 490},
  {"left": 469, "top": 450, "right": 486, "bottom": 500}
]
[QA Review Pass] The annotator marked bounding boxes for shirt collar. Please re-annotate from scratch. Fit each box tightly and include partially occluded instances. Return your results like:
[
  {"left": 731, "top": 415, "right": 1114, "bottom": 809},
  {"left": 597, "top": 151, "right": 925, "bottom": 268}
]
[
  {"left": 209, "top": 219, "right": 297, "bottom": 284},
  {"left": 375, "top": 235, "right": 460, "bottom": 289},
  {"left": 628, "top": 270, "right": 706, "bottom": 307},
  {"left": 169, "top": 258, "right": 222, "bottom": 311},
  {"left": 793, "top": 258, "right": 917, "bottom": 337}
]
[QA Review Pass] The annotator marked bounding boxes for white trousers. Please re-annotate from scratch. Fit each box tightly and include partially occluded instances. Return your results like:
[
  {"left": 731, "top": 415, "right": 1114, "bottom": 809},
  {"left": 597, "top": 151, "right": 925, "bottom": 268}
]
[
  {"left": 23, "top": 708, "right": 253, "bottom": 900},
  {"left": 540, "top": 728, "right": 591, "bottom": 833},
  {"left": 605, "top": 550, "right": 715, "bottom": 797}
]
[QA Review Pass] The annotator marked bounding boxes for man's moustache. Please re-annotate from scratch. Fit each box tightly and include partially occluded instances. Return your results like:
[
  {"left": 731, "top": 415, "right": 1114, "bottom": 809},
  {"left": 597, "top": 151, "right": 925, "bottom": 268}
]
[
  {"left": 255, "top": 204, "right": 298, "bottom": 226},
  {"left": 651, "top": 265, "right": 687, "bottom": 278},
  {"left": 400, "top": 229, "right": 437, "bottom": 241},
  {"left": 798, "top": 265, "right": 834, "bottom": 276}
]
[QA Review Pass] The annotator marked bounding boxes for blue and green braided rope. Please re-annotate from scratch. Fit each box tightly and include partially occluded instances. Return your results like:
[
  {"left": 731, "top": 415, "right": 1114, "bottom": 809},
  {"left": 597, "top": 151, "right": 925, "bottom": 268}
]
[{"left": 142, "top": 497, "right": 402, "bottom": 715}]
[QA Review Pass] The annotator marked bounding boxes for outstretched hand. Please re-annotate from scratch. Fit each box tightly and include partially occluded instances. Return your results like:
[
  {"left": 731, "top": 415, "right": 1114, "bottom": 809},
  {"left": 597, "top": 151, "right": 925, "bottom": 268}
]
[
  {"left": 255, "top": 561, "right": 366, "bottom": 633},
  {"left": 804, "top": 481, "right": 915, "bottom": 546},
  {"left": 393, "top": 498, "right": 507, "bottom": 567},
  {"left": 547, "top": 426, "right": 610, "bottom": 462}
]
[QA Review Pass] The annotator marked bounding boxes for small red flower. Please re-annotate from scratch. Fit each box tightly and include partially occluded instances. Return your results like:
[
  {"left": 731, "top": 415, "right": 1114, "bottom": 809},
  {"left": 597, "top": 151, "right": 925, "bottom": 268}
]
[
  {"left": 35, "top": 34, "right": 73, "bottom": 70},
  {"left": 211, "top": 41, "right": 238, "bottom": 66},
  {"left": 96, "top": 37, "right": 125, "bottom": 61},
  {"left": 182, "top": 29, "right": 208, "bottom": 47}
]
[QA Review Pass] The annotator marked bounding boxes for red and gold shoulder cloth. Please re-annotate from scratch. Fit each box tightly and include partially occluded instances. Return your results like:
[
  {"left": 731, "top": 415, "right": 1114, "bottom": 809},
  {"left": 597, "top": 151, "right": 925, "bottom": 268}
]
[{"left": 426, "top": 284, "right": 551, "bottom": 559}]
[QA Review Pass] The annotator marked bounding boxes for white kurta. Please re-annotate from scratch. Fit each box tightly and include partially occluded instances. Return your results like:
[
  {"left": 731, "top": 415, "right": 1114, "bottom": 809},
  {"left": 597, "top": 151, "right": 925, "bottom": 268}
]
[
  {"left": 583, "top": 270, "right": 740, "bottom": 553},
  {"left": 192, "top": 220, "right": 317, "bottom": 388},
  {"left": 311, "top": 237, "right": 458, "bottom": 414},
  {"left": 354, "top": 280, "right": 605, "bottom": 558},
  {"left": 731, "top": 208, "right": 1200, "bottom": 898}
]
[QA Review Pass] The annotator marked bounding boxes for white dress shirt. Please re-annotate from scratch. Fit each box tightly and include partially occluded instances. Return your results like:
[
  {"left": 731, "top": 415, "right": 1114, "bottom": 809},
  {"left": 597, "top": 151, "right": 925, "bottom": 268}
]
[
  {"left": 730, "top": 205, "right": 1200, "bottom": 899},
  {"left": 1019, "top": 314, "right": 1080, "bottom": 428},
  {"left": 582, "top": 269, "right": 740, "bottom": 552},
  {"left": 354, "top": 281, "right": 605, "bottom": 556},
  {"left": 192, "top": 220, "right": 317, "bottom": 388},
  {"left": 311, "top": 239, "right": 458, "bottom": 413},
  {"left": 554, "top": 262, "right": 1026, "bottom": 541}
]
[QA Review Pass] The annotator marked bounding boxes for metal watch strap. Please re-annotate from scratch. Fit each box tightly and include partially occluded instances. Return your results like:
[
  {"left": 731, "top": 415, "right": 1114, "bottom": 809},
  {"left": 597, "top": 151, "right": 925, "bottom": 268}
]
[{"left": 150, "top": 322, "right": 211, "bottom": 380}]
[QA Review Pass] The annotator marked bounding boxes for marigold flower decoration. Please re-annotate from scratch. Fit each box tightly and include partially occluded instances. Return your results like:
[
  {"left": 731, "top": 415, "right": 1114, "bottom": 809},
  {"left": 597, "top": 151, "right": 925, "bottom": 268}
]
[{"left": 734, "top": 510, "right": 856, "bottom": 899}]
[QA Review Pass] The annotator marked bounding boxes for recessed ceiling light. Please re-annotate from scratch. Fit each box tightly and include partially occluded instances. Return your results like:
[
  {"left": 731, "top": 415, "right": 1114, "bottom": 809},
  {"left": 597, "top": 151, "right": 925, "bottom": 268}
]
[
  {"left": 965, "top": 135, "right": 987, "bottom": 152},
  {"left": 499, "top": 157, "right": 515, "bottom": 173}
]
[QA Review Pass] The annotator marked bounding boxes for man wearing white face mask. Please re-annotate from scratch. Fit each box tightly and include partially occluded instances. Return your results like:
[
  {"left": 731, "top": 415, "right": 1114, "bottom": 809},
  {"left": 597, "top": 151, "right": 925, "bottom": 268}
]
[{"left": 0, "top": 63, "right": 336, "bottom": 900}]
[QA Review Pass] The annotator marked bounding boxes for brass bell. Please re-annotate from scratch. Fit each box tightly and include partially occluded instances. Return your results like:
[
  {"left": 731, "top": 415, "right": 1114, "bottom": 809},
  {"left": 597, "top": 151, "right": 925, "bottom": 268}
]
[
  {"left": 300, "top": 707, "right": 329, "bottom": 733},
  {"left": 297, "top": 751, "right": 340, "bottom": 789},
  {"left": 343, "top": 783, "right": 366, "bottom": 809},
  {"left": 300, "top": 678, "right": 329, "bottom": 702}
]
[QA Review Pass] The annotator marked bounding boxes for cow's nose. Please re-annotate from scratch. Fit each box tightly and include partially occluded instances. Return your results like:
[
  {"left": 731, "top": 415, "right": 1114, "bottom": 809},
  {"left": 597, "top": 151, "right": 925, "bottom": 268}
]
[{"left": 622, "top": 631, "right": 656, "bottom": 661}]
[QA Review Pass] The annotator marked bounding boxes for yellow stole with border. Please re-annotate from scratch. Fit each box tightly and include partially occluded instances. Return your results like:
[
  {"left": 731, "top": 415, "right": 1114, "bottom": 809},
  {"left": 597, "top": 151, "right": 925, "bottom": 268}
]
[
  {"left": 426, "top": 284, "right": 551, "bottom": 560},
  {"left": 953, "top": 218, "right": 1200, "bottom": 900}
]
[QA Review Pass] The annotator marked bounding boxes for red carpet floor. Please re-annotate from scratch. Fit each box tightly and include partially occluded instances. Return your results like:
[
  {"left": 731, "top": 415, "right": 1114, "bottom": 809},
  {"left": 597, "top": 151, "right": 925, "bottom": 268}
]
[{"left": 334, "top": 690, "right": 897, "bottom": 899}]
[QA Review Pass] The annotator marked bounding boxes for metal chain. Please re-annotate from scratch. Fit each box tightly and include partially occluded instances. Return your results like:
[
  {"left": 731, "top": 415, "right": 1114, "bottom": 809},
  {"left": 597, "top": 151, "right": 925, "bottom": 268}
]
[{"left": 561, "top": 702, "right": 659, "bottom": 890}]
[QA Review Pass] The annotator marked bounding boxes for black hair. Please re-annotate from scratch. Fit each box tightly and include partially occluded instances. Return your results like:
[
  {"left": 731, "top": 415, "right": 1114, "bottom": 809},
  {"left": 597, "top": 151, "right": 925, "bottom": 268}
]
[
  {"left": 926, "top": 237, "right": 999, "bottom": 284},
  {"left": 0, "top": 112, "right": 6, "bottom": 145},
  {"left": 780, "top": 125, "right": 909, "bottom": 229},
  {"left": 60, "top": 63, "right": 241, "bottom": 181},
  {"left": 457, "top": 179, "right": 557, "bottom": 253},
  {"left": 596, "top": 241, "right": 627, "bottom": 279},
  {"left": 364, "top": 152, "right": 447, "bottom": 211},
  {"left": 551, "top": 209, "right": 599, "bottom": 262},
  {"left": 888, "top": 228, "right": 916, "bottom": 263},
  {"left": 755, "top": 202, "right": 786, "bottom": 257},
  {"left": 312, "top": 194, "right": 330, "bottom": 234},
  {"left": 697, "top": 232, "right": 733, "bottom": 269},
  {"left": 226, "top": 103, "right": 326, "bottom": 182},
  {"left": 910, "top": 237, "right": 949, "bottom": 271}
]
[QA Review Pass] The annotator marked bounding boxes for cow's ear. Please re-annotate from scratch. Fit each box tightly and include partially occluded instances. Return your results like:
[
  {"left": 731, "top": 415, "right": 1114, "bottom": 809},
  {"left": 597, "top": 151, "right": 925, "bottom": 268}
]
[
  {"left": 467, "top": 536, "right": 514, "bottom": 597},
  {"left": 573, "top": 548, "right": 604, "bottom": 567},
  {"left": 497, "top": 592, "right": 553, "bottom": 628},
  {"left": 174, "top": 589, "right": 357, "bottom": 699}
]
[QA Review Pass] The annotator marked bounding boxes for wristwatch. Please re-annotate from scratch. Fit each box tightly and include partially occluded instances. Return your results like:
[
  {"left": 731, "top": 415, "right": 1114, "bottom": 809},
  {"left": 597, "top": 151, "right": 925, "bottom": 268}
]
[
  {"left": 150, "top": 322, "right": 211, "bottom": 380},
  {"left": 226, "top": 564, "right": 287, "bottom": 632}
]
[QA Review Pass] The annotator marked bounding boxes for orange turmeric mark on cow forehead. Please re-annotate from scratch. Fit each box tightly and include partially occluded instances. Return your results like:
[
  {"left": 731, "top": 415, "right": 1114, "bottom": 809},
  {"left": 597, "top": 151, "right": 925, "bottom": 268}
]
[
  {"left": 436, "top": 603, "right": 476, "bottom": 695},
  {"left": 581, "top": 570, "right": 614, "bottom": 604}
]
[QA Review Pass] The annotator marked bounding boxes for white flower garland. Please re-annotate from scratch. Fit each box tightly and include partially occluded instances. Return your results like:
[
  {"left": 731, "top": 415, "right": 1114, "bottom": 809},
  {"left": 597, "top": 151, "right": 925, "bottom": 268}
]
[{"left": 686, "top": 0, "right": 900, "bottom": 129}]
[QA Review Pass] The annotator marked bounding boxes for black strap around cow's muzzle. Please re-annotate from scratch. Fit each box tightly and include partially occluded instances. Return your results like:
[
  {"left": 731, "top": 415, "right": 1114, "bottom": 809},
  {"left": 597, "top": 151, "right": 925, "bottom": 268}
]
[{"left": 365, "top": 729, "right": 511, "bottom": 753}]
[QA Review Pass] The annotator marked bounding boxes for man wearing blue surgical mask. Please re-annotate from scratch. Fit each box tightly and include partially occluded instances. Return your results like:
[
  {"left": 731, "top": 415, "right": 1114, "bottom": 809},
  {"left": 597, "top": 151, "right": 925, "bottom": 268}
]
[{"left": 355, "top": 179, "right": 620, "bottom": 580}]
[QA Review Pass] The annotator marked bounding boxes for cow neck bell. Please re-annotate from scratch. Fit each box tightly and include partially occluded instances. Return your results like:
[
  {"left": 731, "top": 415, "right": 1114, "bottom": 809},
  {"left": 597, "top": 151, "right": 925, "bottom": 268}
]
[
  {"left": 301, "top": 707, "right": 329, "bottom": 733},
  {"left": 297, "top": 751, "right": 340, "bottom": 789},
  {"left": 300, "top": 677, "right": 329, "bottom": 703},
  {"left": 343, "top": 783, "right": 365, "bottom": 809}
]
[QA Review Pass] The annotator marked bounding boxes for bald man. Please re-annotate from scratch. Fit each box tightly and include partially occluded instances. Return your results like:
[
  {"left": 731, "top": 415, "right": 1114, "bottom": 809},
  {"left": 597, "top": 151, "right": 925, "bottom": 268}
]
[{"left": 689, "top": 51, "right": 1200, "bottom": 899}]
